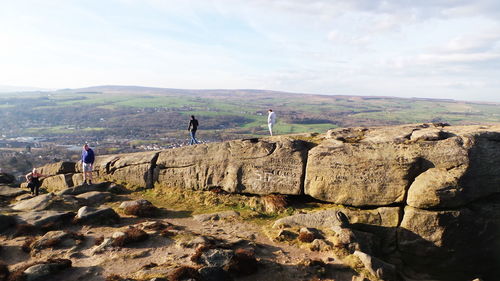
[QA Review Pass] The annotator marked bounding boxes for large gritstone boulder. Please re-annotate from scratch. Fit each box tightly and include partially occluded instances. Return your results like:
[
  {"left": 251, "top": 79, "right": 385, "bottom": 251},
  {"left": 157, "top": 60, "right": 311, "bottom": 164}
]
[
  {"left": 37, "top": 162, "right": 76, "bottom": 176},
  {"left": 40, "top": 174, "right": 74, "bottom": 193},
  {"left": 76, "top": 151, "right": 159, "bottom": 189},
  {"left": 155, "top": 137, "right": 308, "bottom": 195},
  {"left": 398, "top": 201, "right": 500, "bottom": 281},
  {"left": 305, "top": 125, "right": 500, "bottom": 208},
  {"left": 74, "top": 206, "right": 120, "bottom": 225}
]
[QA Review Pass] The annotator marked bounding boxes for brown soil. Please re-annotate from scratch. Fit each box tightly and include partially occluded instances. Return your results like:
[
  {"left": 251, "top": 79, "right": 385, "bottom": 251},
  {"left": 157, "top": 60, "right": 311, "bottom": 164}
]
[{"left": 0, "top": 190, "right": 361, "bottom": 281}]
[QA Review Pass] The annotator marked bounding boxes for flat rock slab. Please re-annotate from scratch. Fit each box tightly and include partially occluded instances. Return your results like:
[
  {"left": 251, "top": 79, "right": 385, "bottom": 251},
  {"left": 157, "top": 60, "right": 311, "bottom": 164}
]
[
  {"left": 193, "top": 211, "right": 240, "bottom": 222},
  {"left": 75, "top": 191, "right": 112, "bottom": 205},
  {"left": 16, "top": 210, "right": 76, "bottom": 227},
  {"left": 57, "top": 182, "right": 108, "bottom": 196},
  {"left": 23, "top": 259, "right": 72, "bottom": 281},
  {"left": 0, "top": 185, "right": 27, "bottom": 197},
  {"left": 273, "top": 207, "right": 400, "bottom": 229},
  {"left": 31, "top": 230, "right": 72, "bottom": 251},
  {"left": 11, "top": 193, "right": 54, "bottom": 211}
]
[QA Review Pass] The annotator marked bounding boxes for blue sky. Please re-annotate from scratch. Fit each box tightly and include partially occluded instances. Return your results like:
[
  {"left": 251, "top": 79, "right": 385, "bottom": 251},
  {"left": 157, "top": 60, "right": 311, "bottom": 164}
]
[{"left": 1, "top": 0, "right": 500, "bottom": 101}]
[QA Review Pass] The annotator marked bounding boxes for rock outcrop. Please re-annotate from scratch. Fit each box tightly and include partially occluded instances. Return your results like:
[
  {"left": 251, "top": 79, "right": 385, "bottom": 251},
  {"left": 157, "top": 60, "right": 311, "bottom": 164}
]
[
  {"left": 155, "top": 137, "right": 308, "bottom": 194},
  {"left": 35, "top": 124, "right": 500, "bottom": 280}
]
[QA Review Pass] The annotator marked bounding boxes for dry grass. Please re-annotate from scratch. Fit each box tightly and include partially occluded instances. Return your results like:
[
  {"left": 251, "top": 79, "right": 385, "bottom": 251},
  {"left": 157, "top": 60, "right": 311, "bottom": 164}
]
[
  {"left": 168, "top": 266, "right": 200, "bottom": 281},
  {"left": 262, "top": 194, "right": 288, "bottom": 213},
  {"left": 124, "top": 204, "right": 158, "bottom": 218},
  {"left": 226, "top": 248, "right": 258, "bottom": 276},
  {"left": 298, "top": 232, "right": 316, "bottom": 243},
  {"left": 190, "top": 244, "right": 212, "bottom": 264},
  {"left": 112, "top": 228, "right": 148, "bottom": 247}
]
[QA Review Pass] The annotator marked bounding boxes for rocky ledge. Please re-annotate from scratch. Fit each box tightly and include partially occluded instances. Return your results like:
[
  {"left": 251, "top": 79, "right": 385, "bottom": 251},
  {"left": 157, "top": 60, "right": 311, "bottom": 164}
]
[{"left": 29, "top": 124, "right": 500, "bottom": 280}]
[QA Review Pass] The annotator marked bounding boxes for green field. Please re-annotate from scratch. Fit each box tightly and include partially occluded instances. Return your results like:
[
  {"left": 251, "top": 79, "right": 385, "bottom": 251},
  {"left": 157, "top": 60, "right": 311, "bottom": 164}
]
[{"left": 0, "top": 86, "right": 499, "bottom": 142}]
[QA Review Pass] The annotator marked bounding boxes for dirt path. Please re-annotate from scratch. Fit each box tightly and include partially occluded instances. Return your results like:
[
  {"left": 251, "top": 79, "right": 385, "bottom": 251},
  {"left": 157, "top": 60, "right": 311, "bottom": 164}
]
[{"left": 0, "top": 190, "right": 360, "bottom": 281}]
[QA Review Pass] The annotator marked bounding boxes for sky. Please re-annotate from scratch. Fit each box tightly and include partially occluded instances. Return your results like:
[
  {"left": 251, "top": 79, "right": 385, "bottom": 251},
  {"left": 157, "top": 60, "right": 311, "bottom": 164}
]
[{"left": 1, "top": 0, "right": 500, "bottom": 102}]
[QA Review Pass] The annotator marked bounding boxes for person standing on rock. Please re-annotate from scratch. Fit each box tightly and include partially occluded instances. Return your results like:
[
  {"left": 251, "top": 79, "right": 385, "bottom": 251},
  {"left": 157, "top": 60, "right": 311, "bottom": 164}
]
[
  {"left": 188, "top": 115, "right": 200, "bottom": 145},
  {"left": 81, "top": 144, "right": 95, "bottom": 185},
  {"left": 267, "top": 109, "right": 276, "bottom": 136},
  {"left": 25, "top": 168, "right": 46, "bottom": 196}
]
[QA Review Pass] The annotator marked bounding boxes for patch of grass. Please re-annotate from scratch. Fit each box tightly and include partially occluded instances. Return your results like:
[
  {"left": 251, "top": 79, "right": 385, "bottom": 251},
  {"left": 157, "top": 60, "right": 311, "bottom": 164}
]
[
  {"left": 112, "top": 228, "right": 148, "bottom": 247},
  {"left": 168, "top": 266, "right": 201, "bottom": 281}
]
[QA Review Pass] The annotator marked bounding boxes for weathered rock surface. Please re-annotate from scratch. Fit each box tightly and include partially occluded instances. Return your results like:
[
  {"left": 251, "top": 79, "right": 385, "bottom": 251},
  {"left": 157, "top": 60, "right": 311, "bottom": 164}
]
[
  {"left": 33, "top": 124, "right": 500, "bottom": 280},
  {"left": 193, "top": 211, "right": 240, "bottom": 222},
  {"left": 0, "top": 185, "right": 27, "bottom": 197},
  {"left": 23, "top": 259, "right": 72, "bottom": 281},
  {"left": 38, "top": 161, "right": 76, "bottom": 176},
  {"left": 407, "top": 129, "right": 500, "bottom": 209},
  {"left": 75, "top": 191, "right": 112, "bottom": 205},
  {"left": 30, "top": 230, "right": 80, "bottom": 251},
  {"left": 305, "top": 124, "right": 500, "bottom": 208},
  {"left": 11, "top": 193, "right": 54, "bottom": 211},
  {"left": 200, "top": 249, "right": 235, "bottom": 267},
  {"left": 398, "top": 201, "right": 500, "bottom": 281},
  {"left": 57, "top": 182, "right": 108, "bottom": 196},
  {"left": 77, "top": 151, "right": 159, "bottom": 189},
  {"left": 16, "top": 210, "right": 75, "bottom": 227},
  {"left": 156, "top": 137, "right": 308, "bottom": 195},
  {"left": 273, "top": 207, "right": 400, "bottom": 229},
  {"left": 353, "top": 250, "right": 397, "bottom": 281},
  {"left": 74, "top": 206, "right": 120, "bottom": 225},
  {"left": 40, "top": 174, "right": 74, "bottom": 192}
]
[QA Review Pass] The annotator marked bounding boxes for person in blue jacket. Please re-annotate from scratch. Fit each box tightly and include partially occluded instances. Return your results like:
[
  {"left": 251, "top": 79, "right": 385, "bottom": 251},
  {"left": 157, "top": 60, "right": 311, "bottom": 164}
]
[{"left": 81, "top": 144, "right": 95, "bottom": 185}]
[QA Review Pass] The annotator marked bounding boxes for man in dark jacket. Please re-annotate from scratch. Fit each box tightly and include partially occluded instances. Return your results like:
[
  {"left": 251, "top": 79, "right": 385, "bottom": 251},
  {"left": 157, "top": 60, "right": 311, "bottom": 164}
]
[
  {"left": 188, "top": 115, "right": 199, "bottom": 145},
  {"left": 81, "top": 144, "right": 95, "bottom": 185}
]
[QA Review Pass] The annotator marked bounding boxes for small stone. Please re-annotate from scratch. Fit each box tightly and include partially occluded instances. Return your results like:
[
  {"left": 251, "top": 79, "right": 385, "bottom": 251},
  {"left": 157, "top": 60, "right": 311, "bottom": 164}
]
[
  {"left": 193, "top": 211, "right": 239, "bottom": 222},
  {"left": 275, "top": 230, "right": 297, "bottom": 242},
  {"left": 310, "top": 239, "right": 331, "bottom": 252},
  {"left": 353, "top": 250, "right": 397, "bottom": 281},
  {"left": 200, "top": 249, "right": 235, "bottom": 267},
  {"left": 91, "top": 238, "right": 114, "bottom": 255}
]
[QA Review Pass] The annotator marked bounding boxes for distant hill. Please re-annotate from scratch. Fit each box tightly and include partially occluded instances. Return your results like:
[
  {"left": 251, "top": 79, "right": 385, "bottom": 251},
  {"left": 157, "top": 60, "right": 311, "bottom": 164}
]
[{"left": 0, "top": 85, "right": 51, "bottom": 93}]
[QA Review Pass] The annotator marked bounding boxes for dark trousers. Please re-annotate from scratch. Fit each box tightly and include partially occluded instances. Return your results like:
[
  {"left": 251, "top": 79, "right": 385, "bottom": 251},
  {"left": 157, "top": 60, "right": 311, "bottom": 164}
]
[{"left": 28, "top": 182, "right": 40, "bottom": 196}]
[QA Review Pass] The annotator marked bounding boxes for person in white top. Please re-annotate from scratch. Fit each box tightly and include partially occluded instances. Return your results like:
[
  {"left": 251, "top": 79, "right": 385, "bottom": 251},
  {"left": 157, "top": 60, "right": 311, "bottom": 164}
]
[{"left": 267, "top": 109, "right": 276, "bottom": 136}]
